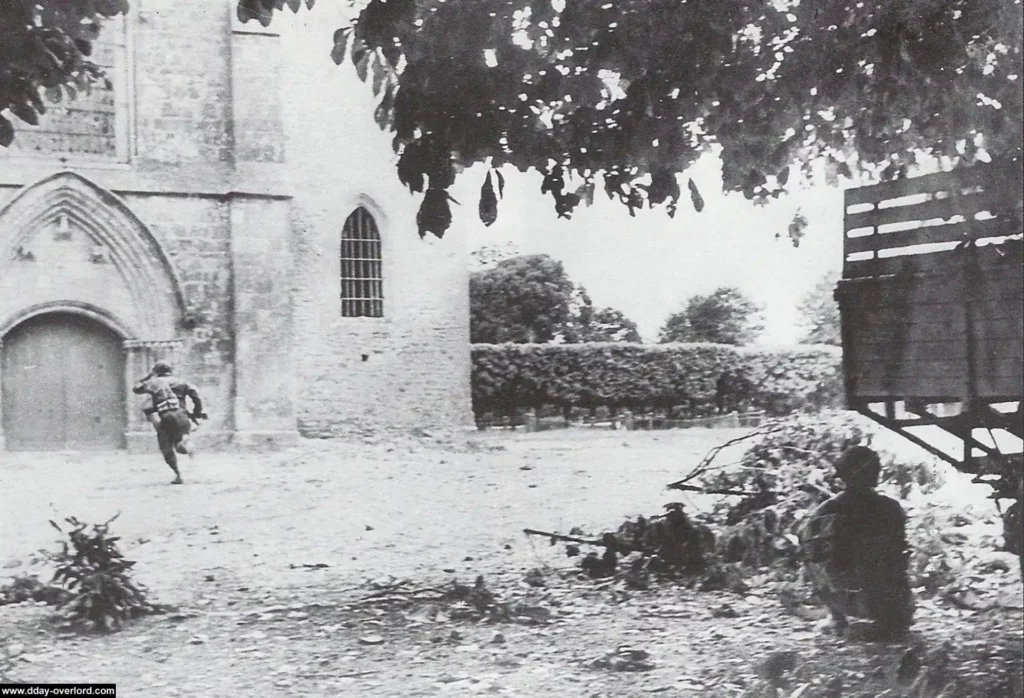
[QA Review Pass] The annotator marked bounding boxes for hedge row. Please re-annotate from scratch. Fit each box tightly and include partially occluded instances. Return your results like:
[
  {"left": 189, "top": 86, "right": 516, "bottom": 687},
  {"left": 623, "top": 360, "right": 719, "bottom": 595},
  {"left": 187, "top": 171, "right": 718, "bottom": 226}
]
[{"left": 471, "top": 343, "right": 843, "bottom": 419}]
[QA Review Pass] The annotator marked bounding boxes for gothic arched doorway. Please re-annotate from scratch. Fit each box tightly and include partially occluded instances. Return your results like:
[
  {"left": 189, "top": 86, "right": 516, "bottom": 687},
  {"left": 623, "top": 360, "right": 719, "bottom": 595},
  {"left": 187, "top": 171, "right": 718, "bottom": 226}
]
[{"left": 1, "top": 312, "right": 126, "bottom": 450}]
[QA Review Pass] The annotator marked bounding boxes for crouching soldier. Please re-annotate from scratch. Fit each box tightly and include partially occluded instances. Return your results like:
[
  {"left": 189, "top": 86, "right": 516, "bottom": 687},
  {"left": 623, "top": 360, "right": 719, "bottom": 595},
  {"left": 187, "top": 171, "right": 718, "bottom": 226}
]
[
  {"left": 133, "top": 361, "right": 206, "bottom": 485},
  {"left": 799, "top": 446, "right": 915, "bottom": 641}
]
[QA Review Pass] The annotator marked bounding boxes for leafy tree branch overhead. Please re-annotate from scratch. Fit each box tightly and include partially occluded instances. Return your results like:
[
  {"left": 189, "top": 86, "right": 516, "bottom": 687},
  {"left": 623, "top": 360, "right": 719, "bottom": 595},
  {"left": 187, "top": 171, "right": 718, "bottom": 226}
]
[
  {"left": 237, "top": 0, "right": 1022, "bottom": 238},
  {"left": 0, "top": 0, "right": 129, "bottom": 147},
  {"left": 5, "top": 1, "right": 1019, "bottom": 240}
]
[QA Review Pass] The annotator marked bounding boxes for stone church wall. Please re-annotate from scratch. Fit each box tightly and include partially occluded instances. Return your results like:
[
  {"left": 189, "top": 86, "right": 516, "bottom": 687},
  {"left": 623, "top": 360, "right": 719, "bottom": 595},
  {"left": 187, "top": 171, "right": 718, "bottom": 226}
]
[
  {"left": 0, "top": 1, "right": 472, "bottom": 451},
  {"left": 278, "top": 8, "right": 473, "bottom": 436}
]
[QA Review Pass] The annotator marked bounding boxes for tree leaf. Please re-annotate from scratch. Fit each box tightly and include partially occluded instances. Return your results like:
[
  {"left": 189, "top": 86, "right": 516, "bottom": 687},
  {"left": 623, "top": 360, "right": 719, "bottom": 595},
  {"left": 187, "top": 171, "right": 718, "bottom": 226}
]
[
  {"left": 541, "top": 165, "right": 564, "bottom": 196},
  {"left": 648, "top": 169, "right": 681, "bottom": 214},
  {"left": 352, "top": 39, "right": 369, "bottom": 71},
  {"left": 576, "top": 180, "right": 595, "bottom": 207},
  {"left": 495, "top": 169, "right": 505, "bottom": 198},
  {"left": 687, "top": 178, "right": 705, "bottom": 213},
  {"left": 479, "top": 171, "right": 498, "bottom": 226},
  {"left": 417, "top": 188, "right": 453, "bottom": 238},
  {"left": 374, "top": 85, "right": 395, "bottom": 130},
  {"left": 25, "top": 85, "right": 46, "bottom": 114},
  {"left": 777, "top": 166, "right": 790, "bottom": 187},
  {"left": 371, "top": 53, "right": 386, "bottom": 96},
  {"left": 10, "top": 102, "right": 39, "bottom": 126},
  {"left": 331, "top": 28, "right": 353, "bottom": 65},
  {"left": 355, "top": 52, "right": 370, "bottom": 83},
  {"left": 0, "top": 116, "right": 15, "bottom": 148},
  {"left": 788, "top": 210, "right": 808, "bottom": 248},
  {"left": 397, "top": 144, "right": 426, "bottom": 193}
]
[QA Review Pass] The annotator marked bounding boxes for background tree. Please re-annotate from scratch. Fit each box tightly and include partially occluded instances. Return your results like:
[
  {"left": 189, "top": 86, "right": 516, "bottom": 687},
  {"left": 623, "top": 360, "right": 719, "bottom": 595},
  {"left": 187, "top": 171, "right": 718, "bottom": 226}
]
[
  {"left": 470, "top": 254, "right": 575, "bottom": 343},
  {"left": 0, "top": 0, "right": 128, "bottom": 146},
  {"left": 657, "top": 311, "right": 692, "bottom": 345},
  {"left": 232, "top": 0, "right": 1021, "bottom": 238},
  {"left": 658, "top": 287, "right": 764, "bottom": 346},
  {"left": 560, "top": 286, "right": 641, "bottom": 343},
  {"left": 573, "top": 308, "right": 641, "bottom": 343},
  {"left": 471, "top": 259, "right": 640, "bottom": 343},
  {"left": 797, "top": 272, "right": 843, "bottom": 346},
  {"left": 469, "top": 242, "right": 522, "bottom": 271}
]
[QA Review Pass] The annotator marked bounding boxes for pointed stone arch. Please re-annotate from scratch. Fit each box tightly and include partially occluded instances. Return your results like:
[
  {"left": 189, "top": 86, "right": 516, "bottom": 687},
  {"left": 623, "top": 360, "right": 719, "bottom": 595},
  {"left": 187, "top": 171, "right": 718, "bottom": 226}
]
[{"left": 0, "top": 171, "right": 185, "bottom": 338}]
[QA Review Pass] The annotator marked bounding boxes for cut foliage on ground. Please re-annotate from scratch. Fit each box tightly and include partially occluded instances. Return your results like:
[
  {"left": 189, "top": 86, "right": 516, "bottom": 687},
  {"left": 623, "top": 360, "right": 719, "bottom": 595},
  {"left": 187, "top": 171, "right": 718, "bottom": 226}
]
[
  {"left": 1, "top": 426, "right": 1020, "bottom": 696},
  {"left": 535, "top": 414, "right": 1019, "bottom": 608}
]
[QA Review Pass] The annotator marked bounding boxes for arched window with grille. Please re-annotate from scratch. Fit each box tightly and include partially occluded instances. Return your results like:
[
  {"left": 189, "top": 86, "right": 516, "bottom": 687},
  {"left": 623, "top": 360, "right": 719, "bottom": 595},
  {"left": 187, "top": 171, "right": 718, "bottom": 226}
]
[{"left": 340, "top": 207, "right": 384, "bottom": 317}]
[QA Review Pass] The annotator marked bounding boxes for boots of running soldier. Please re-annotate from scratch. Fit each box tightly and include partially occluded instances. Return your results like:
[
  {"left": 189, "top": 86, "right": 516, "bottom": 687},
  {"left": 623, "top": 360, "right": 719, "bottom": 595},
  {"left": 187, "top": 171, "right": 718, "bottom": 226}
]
[
  {"left": 161, "top": 446, "right": 183, "bottom": 484},
  {"left": 175, "top": 434, "right": 194, "bottom": 457}
]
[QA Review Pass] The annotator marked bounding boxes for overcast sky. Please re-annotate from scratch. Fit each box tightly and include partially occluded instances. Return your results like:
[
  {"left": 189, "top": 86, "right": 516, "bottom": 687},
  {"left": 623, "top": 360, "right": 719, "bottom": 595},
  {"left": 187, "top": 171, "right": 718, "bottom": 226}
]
[
  {"left": 282, "top": 7, "right": 848, "bottom": 346},
  {"left": 452, "top": 153, "right": 846, "bottom": 344}
]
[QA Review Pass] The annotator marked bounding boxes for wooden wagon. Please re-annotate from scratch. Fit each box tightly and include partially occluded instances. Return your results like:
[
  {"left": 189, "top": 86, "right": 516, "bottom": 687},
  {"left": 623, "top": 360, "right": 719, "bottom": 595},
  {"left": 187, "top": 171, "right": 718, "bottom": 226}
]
[{"left": 836, "top": 162, "right": 1023, "bottom": 496}]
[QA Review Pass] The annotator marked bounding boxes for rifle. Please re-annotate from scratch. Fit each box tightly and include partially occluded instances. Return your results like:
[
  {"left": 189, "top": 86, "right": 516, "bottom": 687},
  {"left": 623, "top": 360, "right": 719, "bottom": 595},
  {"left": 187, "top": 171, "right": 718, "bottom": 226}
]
[
  {"left": 666, "top": 483, "right": 759, "bottom": 496},
  {"left": 522, "top": 528, "right": 651, "bottom": 554}
]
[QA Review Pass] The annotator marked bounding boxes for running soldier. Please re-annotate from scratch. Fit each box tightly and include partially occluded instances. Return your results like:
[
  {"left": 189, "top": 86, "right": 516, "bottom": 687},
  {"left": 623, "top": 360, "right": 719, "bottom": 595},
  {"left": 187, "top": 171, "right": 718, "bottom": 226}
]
[
  {"left": 799, "top": 445, "right": 915, "bottom": 641},
  {"left": 133, "top": 361, "right": 206, "bottom": 484}
]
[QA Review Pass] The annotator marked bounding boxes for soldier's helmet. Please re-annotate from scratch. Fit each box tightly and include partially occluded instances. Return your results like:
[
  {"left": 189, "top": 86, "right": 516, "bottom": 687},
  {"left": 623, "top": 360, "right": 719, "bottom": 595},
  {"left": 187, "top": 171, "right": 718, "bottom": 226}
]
[
  {"left": 152, "top": 361, "right": 173, "bottom": 376},
  {"left": 834, "top": 445, "right": 881, "bottom": 489}
]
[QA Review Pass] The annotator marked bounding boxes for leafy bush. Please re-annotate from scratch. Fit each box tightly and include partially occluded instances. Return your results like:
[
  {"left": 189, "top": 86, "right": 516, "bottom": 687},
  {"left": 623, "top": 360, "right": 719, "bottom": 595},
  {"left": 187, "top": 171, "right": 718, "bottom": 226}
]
[
  {"left": 551, "top": 413, "right": 965, "bottom": 597},
  {"left": 0, "top": 635, "right": 13, "bottom": 682},
  {"left": 48, "top": 515, "right": 164, "bottom": 632},
  {"left": 473, "top": 342, "right": 734, "bottom": 414},
  {"left": 703, "top": 412, "right": 945, "bottom": 569},
  {"left": 437, "top": 576, "right": 550, "bottom": 624},
  {"left": 905, "top": 502, "right": 1020, "bottom": 596},
  {"left": 556, "top": 504, "right": 729, "bottom": 590},
  {"left": 1007, "top": 498, "right": 1023, "bottom": 572},
  {"left": 731, "top": 346, "right": 844, "bottom": 416},
  {"left": 908, "top": 507, "right": 974, "bottom": 595},
  {"left": 471, "top": 343, "right": 842, "bottom": 419},
  {"left": 0, "top": 573, "right": 70, "bottom": 607}
]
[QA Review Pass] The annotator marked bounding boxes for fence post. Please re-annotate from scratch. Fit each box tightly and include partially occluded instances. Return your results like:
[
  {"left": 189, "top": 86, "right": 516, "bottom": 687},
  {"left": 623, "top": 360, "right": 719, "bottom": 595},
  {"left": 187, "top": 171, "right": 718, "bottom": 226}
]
[
  {"left": 621, "top": 409, "right": 635, "bottom": 431},
  {"left": 524, "top": 408, "right": 539, "bottom": 433}
]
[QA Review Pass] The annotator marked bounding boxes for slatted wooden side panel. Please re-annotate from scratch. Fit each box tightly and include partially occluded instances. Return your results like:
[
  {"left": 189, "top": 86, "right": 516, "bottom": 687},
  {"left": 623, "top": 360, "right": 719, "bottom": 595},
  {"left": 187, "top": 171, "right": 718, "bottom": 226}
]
[
  {"left": 969, "top": 256, "right": 1024, "bottom": 399},
  {"left": 838, "top": 246, "right": 1023, "bottom": 401},
  {"left": 843, "top": 163, "right": 1023, "bottom": 280}
]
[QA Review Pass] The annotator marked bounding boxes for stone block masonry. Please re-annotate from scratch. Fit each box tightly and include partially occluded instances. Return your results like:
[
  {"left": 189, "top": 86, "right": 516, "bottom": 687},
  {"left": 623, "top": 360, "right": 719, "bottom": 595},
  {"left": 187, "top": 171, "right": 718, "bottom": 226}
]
[
  {"left": 0, "top": 1, "right": 472, "bottom": 453},
  {"left": 121, "top": 194, "right": 235, "bottom": 437}
]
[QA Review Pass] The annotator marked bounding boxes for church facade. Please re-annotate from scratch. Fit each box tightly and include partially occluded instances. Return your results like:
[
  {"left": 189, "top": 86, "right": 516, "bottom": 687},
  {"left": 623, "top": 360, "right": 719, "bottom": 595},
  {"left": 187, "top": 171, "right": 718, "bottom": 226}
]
[{"left": 0, "top": 2, "right": 472, "bottom": 452}]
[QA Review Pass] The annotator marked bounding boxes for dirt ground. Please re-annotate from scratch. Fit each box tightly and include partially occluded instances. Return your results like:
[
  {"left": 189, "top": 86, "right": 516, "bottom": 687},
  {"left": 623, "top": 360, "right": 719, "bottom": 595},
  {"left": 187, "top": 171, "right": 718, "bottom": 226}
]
[{"left": 1, "top": 428, "right": 1021, "bottom": 697}]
